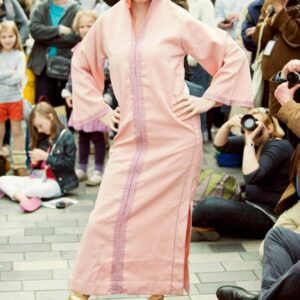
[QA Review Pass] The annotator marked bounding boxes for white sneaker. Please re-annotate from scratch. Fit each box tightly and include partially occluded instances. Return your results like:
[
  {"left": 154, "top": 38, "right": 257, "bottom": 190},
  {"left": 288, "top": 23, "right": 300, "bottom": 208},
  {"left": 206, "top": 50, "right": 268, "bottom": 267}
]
[
  {"left": 75, "top": 169, "right": 88, "bottom": 181},
  {"left": 86, "top": 170, "right": 102, "bottom": 186}
]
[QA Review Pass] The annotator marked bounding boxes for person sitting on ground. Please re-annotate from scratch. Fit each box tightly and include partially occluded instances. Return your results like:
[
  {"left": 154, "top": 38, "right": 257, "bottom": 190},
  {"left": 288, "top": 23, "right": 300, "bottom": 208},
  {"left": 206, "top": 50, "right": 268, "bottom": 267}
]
[
  {"left": 217, "top": 227, "right": 300, "bottom": 300},
  {"left": 192, "top": 107, "right": 294, "bottom": 240},
  {"left": 0, "top": 102, "right": 78, "bottom": 213},
  {"left": 216, "top": 59, "right": 300, "bottom": 300}
]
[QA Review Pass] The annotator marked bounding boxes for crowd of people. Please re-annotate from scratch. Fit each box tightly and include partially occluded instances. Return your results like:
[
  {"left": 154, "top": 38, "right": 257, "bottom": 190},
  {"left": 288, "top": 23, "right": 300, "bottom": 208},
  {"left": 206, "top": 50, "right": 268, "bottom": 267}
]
[{"left": 0, "top": 0, "right": 299, "bottom": 299}]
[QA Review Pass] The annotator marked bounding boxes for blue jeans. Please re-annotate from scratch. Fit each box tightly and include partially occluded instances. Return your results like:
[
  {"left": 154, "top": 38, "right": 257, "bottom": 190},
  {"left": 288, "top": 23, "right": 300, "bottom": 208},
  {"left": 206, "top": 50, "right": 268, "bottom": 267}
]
[
  {"left": 192, "top": 197, "right": 274, "bottom": 239},
  {"left": 260, "top": 227, "right": 300, "bottom": 300}
]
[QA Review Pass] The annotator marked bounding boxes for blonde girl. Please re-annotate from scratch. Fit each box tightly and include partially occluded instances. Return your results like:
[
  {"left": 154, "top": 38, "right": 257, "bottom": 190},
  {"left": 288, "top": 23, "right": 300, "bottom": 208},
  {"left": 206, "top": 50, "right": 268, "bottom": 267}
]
[
  {"left": 62, "top": 10, "right": 109, "bottom": 186},
  {"left": 0, "top": 102, "right": 78, "bottom": 213},
  {"left": 0, "top": 20, "right": 27, "bottom": 176}
]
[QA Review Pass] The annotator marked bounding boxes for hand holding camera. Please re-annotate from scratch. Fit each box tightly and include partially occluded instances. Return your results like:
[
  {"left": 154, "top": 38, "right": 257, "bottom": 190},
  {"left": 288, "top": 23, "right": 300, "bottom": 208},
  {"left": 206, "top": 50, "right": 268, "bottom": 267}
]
[
  {"left": 225, "top": 114, "right": 242, "bottom": 129},
  {"left": 281, "top": 59, "right": 300, "bottom": 81},
  {"left": 241, "top": 115, "right": 265, "bottom": 142},
  {"left": 275, "top": 59, "right": 300, "bottom": 105},
  {"left": 274, "top": 82, "right": 300, "bottom": 106}
]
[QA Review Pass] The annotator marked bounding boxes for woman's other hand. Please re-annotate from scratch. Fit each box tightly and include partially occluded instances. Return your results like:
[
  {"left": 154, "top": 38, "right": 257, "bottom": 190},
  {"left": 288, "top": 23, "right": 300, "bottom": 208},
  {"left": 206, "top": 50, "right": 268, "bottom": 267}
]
[
  {"left": 100, "top": 107, "right": 120, "bottom": 132},
  {"left": 173, "top": 96, "right": 215, "bottom": 121},
  {"left": 65, "top": 96, "right": 73, "bottom": 108}
]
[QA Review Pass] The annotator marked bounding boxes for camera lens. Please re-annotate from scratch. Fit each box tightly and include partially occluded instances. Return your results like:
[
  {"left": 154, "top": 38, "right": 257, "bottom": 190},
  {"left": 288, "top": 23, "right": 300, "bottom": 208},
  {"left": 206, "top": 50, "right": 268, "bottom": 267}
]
[
  {"left": 287, "top": 72, "right": 300, "bottom": 85},
  {"left": 241, "top": 114, "right": 257, "bottom": 131}
]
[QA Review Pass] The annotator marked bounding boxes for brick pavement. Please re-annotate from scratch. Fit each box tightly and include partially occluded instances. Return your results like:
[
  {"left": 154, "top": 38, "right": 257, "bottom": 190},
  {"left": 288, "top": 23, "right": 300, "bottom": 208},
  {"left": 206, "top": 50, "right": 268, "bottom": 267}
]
[{"left": 0, "top": 143, "right": 263, "bottom": 300}]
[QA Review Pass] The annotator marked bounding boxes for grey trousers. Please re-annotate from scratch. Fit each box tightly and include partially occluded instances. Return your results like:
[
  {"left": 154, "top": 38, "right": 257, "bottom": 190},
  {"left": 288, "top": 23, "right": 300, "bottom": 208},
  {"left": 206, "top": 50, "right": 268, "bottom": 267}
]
[{"left": 260, "top": 227, "right": 300, "bottom": 300}]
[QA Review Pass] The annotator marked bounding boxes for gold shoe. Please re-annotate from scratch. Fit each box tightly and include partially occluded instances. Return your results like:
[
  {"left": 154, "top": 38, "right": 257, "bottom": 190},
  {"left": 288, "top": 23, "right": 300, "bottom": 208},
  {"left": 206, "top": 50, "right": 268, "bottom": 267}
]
[
  {"left": 68, "top": 291, "right": 89, "bottom": 300},
  {"left": 148, "top": 296, "right": 164, "bottom": 300}
]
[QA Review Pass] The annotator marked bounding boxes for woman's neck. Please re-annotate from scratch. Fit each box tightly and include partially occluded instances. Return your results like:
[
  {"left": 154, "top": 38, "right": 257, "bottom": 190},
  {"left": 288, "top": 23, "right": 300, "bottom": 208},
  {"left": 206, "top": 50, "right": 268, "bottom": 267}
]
[{"left": 131, "top": 1, "right": 151, "bottom": 23}]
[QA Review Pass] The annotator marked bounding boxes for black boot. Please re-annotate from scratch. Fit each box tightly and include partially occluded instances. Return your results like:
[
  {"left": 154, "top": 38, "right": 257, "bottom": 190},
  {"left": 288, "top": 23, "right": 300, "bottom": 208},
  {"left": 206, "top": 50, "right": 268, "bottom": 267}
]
[{"left": 216, "top": 286, "right": 259, "bottom": 300}]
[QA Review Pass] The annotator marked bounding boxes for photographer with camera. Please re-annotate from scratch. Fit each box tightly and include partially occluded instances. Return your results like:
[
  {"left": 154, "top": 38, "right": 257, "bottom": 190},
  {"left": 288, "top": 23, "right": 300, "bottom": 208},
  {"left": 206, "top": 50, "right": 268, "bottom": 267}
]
[
  {"left": 273, "top": 59, "right": 300, "bottom": 138},
  {"left": 192, "top": 108, "right": 294, "bottom": 240},
  {"left": 215, "top": 60, "right": 300, "bottom": 300}
]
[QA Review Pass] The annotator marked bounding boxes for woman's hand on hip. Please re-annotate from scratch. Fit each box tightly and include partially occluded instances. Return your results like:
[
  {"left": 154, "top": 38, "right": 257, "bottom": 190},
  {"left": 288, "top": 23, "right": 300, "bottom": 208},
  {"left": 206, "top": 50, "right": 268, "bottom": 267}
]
[
  {"left": 100, "top": 107, "right": 120, "bottom": 132},
  {"left": 173, "top": 96, "right": 215, "bottom": 121}
]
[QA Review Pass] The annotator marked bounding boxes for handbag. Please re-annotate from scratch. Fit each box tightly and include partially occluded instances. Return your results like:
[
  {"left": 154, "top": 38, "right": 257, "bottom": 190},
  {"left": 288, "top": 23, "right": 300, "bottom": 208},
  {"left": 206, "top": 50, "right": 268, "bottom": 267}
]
[
  {"left": 251, "top": 5, "right": 274, "bottom": 107},
  {"left": 251, "top": 51, "right": 264, "bottom": 107},
  {"left": 46, "top": 55, "right": 71, "bottom": 80},
  {"left": 193, "top": 169, "right": 242, "bottom": 207}
]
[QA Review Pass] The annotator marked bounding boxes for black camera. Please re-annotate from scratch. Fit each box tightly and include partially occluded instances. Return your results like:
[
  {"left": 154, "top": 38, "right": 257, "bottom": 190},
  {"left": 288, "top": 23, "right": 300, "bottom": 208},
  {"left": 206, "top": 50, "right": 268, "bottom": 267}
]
[
  {"left": 241, "top": 114, "right": 264, "bottom": 138},
  {"left": 241, "top": 114, "right": 257, "bottom": 131},
  {"left": 287, "top": 72, "right": 300, "bottom": 86}
]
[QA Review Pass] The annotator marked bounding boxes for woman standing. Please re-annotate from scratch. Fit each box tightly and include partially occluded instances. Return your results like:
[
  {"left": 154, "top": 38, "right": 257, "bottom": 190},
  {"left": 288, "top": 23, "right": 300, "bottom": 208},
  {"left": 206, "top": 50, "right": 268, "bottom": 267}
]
[{"left": 69, "top": 0, "right": 253, "bottom": 299}]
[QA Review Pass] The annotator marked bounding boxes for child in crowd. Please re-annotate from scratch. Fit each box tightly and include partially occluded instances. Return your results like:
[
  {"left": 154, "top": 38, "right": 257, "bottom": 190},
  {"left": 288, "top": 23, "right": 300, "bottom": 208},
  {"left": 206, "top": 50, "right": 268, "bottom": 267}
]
[
  {"left": 0, "top": 21, "right": 27, "bottom": 176},
  {"left": 62, "top": 10, "right": 109, "bottom": 186},
  {"left": 0, "top": 102, "right": 78, "bottom": 213}
]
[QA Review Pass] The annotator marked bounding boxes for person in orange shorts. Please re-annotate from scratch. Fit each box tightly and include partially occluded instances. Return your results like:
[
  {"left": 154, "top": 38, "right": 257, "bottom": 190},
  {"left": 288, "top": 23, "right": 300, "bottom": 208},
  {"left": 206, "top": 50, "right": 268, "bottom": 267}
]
[{"left": 0, "top": 21, "right": 27, "bottom": 175}]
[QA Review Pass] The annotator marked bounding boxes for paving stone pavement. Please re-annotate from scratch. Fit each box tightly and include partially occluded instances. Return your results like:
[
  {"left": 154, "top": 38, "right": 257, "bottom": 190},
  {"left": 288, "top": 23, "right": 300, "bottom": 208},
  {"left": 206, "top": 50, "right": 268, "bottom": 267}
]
[{"left": 0, "top": 142, "right": 263, "bottom": 299}]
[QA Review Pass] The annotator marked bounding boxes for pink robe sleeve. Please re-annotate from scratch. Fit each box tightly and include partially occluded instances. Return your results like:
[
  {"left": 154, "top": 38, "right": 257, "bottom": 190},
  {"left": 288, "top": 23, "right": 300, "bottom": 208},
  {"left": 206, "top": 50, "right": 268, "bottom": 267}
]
[
  {"left": 71, "top": 19, "right": 113, "bottom": 126},
  {"left": 182, "top": 17, "right": 253, "bottom": 108}
]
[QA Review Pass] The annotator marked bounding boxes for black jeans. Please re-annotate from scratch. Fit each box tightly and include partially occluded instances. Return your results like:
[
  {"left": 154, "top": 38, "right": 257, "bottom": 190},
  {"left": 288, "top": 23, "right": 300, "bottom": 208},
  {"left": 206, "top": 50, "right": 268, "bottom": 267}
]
[
  {"left": 260, "top": 227, "right": 300, "bottom": 300},
  {"left": 35, "top": 68, "right": 67, "bottom": 108},
  {"left": 78, "top": 131, "right": 106, "bottom": 172},
  {"left": 192, "top": 197, "right": 274, "bottom": 239}
]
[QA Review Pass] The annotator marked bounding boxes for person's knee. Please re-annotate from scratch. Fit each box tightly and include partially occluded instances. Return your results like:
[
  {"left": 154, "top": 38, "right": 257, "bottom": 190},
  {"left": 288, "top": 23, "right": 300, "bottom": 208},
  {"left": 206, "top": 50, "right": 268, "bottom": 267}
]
[
  {"left": 265, "top": 227, "right": 288, "bottom": 242},
  {"left": 192, "top": 197, "right": 224, "bottom": 225},
  {"left": 264, "top": 227, "right": 289, "bottom": 253},
  {"left": 194, "top": 197, "right": 220, "bottom": 213},
  {"left": 11, "top": 123, "right": 22, "bottom": 137}
]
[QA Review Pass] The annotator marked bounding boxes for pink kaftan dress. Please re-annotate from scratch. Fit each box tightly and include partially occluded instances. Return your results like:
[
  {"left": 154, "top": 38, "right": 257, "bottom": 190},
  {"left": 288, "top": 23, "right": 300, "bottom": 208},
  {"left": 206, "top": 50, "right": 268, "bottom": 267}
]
[{"left": 70, "top": 0, "right": 253, "bottom": 296}]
